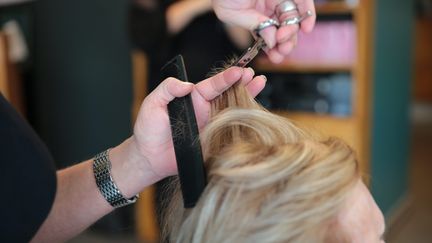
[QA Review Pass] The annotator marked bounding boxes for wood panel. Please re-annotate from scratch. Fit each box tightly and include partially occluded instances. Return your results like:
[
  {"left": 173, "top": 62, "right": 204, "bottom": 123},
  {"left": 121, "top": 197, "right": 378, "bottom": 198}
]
[
  {"left": 351, "top": 0, "right": 374, "bottom": 173},
  {"left": 316, "top": 1, "right": 357, "bottom": 15},
  {"left": 414, "top": 18, "right": 432, "bottom": 102},
  {"left": 131, "top": 50, "right": 149, "bottom": 120},
  {"left": 136, "top": 186, "right": 159, "bottom": 243},
  {"left": 0, "top": 33, "right": 10, "bottom": 100},
  {"left": 0, "top": 32, "right": 25, "bottom": 115}
]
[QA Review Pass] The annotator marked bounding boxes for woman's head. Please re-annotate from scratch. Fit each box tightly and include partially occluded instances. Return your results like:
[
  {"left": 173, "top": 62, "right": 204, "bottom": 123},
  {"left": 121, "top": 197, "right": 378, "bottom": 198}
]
[{"left": 163, "top": 84, "right": 384, "bottom": 242}]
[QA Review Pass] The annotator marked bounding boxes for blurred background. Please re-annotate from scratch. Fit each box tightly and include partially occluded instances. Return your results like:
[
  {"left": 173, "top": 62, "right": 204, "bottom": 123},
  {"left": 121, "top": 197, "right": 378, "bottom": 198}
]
[{"left": 0, "top": 0, "right": 431, "bottom": 242}]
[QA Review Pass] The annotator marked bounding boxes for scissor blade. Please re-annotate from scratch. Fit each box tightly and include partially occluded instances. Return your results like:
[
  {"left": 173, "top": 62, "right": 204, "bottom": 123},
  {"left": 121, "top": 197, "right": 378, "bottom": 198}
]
[{"left": 234, "top": 38, "right": 266, "bottom": 67}]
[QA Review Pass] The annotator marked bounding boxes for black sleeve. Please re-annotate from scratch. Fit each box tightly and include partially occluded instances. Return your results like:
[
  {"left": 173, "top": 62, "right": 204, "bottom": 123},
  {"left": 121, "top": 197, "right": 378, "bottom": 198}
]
[{"left": 0, "top": 94, "right": 57, "bottom": 243}]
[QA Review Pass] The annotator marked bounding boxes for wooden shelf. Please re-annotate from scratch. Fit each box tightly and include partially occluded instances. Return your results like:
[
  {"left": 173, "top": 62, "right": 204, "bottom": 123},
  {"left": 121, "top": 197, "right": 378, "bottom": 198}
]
[
  {"left": 254, "top": 57, "right": 353, "bottom": 73},
  {"left": 316, "top": 1, "right": 357, "bottom": 15},
  {"left": 274, "top": 111, "right": 352, "bottom": 123},
  {"left": 274, "top": 111, "right": 357, "bottom": 147}
]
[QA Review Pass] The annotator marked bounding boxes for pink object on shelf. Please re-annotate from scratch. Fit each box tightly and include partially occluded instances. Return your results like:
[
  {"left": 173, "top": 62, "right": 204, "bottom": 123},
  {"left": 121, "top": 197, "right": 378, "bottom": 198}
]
[{"left": 285, "top": 21, "right": 357, "bottom": 66}]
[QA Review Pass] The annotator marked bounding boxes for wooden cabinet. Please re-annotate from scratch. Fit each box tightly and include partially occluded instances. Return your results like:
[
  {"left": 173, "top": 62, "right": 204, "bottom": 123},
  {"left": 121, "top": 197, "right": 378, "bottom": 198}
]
[
  {"left": 254, "top": 0, "right": 374, "bottom": 172},
  {"left": 414, "top": 17, "right": 432, "bottom": 102}
]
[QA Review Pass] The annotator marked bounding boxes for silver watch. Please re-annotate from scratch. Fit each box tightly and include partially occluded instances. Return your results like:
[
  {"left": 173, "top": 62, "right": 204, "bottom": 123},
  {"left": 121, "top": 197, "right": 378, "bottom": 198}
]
[{"left": 93, "top": 149, "right": 139, "bottom": 208}]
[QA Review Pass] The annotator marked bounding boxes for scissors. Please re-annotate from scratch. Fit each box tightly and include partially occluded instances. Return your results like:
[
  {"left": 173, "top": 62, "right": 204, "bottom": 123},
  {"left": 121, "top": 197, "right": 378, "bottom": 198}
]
[{"left": 234, "top": 9, "right": 313, "bottom": 67}]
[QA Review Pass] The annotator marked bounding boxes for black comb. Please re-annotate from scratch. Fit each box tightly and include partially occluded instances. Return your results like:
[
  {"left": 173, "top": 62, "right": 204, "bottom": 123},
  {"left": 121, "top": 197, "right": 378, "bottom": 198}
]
[{"left": 160, "top": 55, "right": 207, "bottom": 208}]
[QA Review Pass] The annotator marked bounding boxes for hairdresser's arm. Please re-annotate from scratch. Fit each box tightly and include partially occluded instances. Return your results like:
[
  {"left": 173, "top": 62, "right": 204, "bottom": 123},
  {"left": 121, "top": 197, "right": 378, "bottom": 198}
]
[
  {"left": 30, "top": 67, "right": 266, "bottom": 243},
  {"left": 212, "top": 0, "right": 316, "bottom": 63},
  {"left": 29, "top": 141, "right": 148, "bottom": 243},
  {"left": 166, "top": 0, "right": 211, "bottom": 34}
]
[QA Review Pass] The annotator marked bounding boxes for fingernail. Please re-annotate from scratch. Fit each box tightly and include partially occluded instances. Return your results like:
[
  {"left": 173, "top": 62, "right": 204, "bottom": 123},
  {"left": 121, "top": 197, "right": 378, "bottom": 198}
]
[
  {"left": 247, "top": 67, "right": 255, "bottom": 75},
  {"left": 181, "top": 81, "right": 194, "bottom": 87},
  {"left": 261, "top": 75, "right": 267, "bottom": 82}
]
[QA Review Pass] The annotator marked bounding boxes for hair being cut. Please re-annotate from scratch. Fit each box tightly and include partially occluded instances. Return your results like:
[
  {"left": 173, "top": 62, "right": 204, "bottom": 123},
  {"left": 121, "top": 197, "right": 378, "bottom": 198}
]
[{"left": 162, "top": 79, "right": 360, "bottom": 242}]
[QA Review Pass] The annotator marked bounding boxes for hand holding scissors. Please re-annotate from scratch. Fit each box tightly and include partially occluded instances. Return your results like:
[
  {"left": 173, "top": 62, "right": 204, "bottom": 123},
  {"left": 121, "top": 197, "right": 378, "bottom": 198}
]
[
  {"left": 235, "top": 4, "right": 313, "bottom": 67},
  {"left": 213, "top": 0, "right": 316, "bottom": 63}
]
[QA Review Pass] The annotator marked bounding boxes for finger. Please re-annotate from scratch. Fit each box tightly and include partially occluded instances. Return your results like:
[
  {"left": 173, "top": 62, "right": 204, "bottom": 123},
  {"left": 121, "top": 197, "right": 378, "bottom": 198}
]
[
  {"left": 264, "top": 48, "right": 285, "bottom": 64},
  {"left": 276, "top": 23, "right": 299, "bottom": 44},
  {"left": 277, "top": 36, "right": 297, "bottom": 56},
  {"left": 246, "top": 75, "right": 267, "bottom": 98},
  {"left": 240, "top": 67, "right": 255, "bottom": 85},
  {"left": 149, "top": 77, "right": 194, "bottom": 106},
  {"left": 296, "top": 0, "right": 316, "bottom": 33},
  {"left": 195, "top": 66, "right": 243, "bottom": 100}
]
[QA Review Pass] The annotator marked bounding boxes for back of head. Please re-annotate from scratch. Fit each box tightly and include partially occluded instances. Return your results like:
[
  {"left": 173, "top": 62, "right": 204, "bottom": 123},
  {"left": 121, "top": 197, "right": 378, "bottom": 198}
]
[{"left": 163, "top": 84, "right": 360, "bottom": 243}]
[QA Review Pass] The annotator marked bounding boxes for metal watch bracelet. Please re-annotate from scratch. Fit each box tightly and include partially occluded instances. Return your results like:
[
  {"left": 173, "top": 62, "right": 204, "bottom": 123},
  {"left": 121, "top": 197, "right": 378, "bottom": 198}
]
[{"left": 93, "top": 149, "right": 139, "bottom": 208}]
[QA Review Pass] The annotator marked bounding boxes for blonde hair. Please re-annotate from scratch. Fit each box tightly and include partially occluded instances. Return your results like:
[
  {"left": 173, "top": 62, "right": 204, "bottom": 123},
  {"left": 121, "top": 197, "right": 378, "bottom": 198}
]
[{"left": 162, "top": 83, "right": 360, "bottom": 243}]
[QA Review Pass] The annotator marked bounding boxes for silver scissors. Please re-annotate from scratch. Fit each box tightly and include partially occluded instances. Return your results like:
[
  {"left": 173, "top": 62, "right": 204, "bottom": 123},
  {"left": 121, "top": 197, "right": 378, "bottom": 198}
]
[
  {"left": 234, "top": 38, "right": 267, "bottom": 67},
  {"left": 234, "top": 10, "right": 313, "bottom": 67}
]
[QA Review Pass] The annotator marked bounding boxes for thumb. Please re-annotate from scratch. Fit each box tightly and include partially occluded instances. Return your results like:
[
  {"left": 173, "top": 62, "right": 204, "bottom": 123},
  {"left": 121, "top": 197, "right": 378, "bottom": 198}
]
[{"left": 148, "top": 77, "right": 194, "bottom": 106}]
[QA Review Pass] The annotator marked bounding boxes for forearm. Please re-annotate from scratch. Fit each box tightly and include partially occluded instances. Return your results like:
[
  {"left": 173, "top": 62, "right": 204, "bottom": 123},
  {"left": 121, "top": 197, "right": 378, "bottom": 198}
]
[
  {"left": 31, "top": 137, "right": 160, "bottom": 242},
  {"left": 30, "top": 158, "right": 111, "bottom": 243},
  {"left": 166, "top": 0, "right": 211, "bottom": 34}
]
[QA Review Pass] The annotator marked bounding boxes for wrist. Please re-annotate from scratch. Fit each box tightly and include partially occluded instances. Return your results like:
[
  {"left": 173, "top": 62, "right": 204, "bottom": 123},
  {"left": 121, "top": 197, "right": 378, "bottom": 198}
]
[
  {"left": 93, "top": 150, "right": 138, "bottom": 208},
  {"left": 109, "top": 137, "right": 160, "bottom": 198}
]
